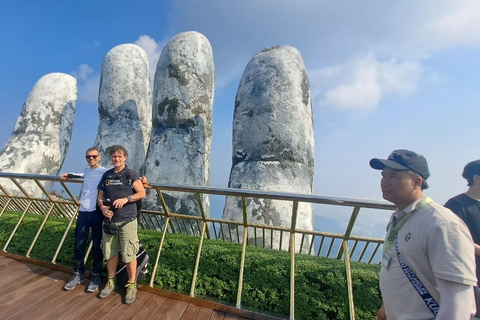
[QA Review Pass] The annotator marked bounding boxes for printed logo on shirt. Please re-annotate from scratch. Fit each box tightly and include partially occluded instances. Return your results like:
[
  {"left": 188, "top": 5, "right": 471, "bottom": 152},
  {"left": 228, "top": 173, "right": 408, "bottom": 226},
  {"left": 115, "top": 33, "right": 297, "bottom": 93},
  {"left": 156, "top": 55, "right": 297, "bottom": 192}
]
[
  {"left": 404, "top": 231, "right": 411, "bottom": 242},
  {"left": 105, "top": 179, "right": 123, "bottom": 186}
]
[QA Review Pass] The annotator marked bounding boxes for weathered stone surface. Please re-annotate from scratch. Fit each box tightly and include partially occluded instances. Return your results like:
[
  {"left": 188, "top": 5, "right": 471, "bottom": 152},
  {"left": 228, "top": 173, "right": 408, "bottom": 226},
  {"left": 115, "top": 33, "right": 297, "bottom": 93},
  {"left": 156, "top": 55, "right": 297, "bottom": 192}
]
[
  {"left": 143, "top": 31, "right": 214, "bottom": 219},
  {"left": 0, "top": 73, "right": 77, "bottom": 197},
  {"left": 95, "top": 44, "right": 151, "bottom": 173},
  {"left": 223, "top": 45, "right": 314, "bottom": 252}
]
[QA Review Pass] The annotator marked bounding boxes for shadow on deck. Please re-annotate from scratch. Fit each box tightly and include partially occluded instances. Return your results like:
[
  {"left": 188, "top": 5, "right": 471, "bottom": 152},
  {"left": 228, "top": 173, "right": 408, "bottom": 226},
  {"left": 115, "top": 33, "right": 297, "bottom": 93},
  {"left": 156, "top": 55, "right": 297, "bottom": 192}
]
[{"left": 0, "top": 253, "right": 282, "bottom": 320}]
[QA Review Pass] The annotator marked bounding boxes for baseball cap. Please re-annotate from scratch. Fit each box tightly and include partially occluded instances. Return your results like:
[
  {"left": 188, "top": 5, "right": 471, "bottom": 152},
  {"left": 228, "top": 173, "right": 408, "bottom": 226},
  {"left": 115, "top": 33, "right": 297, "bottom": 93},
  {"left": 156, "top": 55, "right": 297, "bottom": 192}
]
[
  {"left": 462, "top": 160, "right": 480, "bottom": 181},
  {"left": 369, "top": 149, "right": 430, "bottom": 189}
]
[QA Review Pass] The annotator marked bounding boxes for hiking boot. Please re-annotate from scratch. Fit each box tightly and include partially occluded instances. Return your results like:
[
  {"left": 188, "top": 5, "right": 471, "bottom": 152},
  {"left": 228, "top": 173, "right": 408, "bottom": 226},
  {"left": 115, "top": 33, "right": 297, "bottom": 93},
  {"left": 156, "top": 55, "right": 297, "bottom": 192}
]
[
  {"left": 63, "top": 272, "right": 84, "bottom": 291},
  {"left": 86, "top": 273, "right": 101, "bottom": 293},
  {"left": 124, "top": 281, "right": 137, "bottom": 304},
  {"left": 99, "top": 277, "right": 116, "bottom": 298}
]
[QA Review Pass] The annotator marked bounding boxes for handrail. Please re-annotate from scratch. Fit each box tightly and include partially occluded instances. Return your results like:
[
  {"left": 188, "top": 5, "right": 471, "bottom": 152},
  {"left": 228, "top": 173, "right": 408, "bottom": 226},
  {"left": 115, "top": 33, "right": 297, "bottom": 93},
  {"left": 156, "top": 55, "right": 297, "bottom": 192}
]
[{"left": 0, "top": 172, "right": 394, "bottom": 319}]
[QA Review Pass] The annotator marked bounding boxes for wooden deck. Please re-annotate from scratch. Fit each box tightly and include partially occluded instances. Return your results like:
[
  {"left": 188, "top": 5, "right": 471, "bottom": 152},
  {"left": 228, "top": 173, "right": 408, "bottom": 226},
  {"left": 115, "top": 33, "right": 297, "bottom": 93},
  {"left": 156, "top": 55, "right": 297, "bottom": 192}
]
[{"left": 0, "top": 254, "right": 282, "bottom": 320}]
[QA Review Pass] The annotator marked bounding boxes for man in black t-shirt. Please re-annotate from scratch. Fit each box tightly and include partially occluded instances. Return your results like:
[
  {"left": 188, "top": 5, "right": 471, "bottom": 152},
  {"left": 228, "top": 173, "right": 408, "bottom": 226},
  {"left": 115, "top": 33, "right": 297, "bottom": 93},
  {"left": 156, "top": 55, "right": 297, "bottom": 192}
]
[
  {"left": 445, "top": 159, "right": 480, "bottom": 286},
  {"left": 97, "top": 145, "right": 145, "bottom": 304}
]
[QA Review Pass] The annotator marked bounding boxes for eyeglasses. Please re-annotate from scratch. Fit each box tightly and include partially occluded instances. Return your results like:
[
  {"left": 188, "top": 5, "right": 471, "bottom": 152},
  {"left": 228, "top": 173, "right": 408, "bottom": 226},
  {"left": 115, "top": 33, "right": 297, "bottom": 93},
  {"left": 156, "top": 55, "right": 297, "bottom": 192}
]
[{"left": 85, "top": 155, "right": 99, "bottom": 159}]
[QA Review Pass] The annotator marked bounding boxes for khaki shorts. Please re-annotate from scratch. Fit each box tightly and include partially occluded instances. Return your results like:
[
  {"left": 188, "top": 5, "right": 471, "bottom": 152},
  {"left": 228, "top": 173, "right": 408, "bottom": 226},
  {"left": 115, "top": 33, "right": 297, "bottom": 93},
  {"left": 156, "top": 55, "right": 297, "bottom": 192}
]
[{"left": 102, "top": 218, "right": 139, "bottom": 263}]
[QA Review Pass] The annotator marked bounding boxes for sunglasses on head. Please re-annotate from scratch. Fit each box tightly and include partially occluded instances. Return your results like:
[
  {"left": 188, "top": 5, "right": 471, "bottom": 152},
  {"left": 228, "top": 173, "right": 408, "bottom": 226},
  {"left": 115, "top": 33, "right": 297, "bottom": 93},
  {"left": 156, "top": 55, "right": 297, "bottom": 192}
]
[{"left": 85, "top": 155, "right": 99, "bottom": 159}]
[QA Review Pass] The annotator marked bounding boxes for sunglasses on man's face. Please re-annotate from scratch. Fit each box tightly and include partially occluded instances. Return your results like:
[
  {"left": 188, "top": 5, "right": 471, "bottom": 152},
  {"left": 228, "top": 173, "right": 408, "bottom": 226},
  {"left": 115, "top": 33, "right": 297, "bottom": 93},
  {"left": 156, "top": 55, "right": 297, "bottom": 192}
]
[{"left": 85, "top": 155, "right": 99, "bottom": 159}]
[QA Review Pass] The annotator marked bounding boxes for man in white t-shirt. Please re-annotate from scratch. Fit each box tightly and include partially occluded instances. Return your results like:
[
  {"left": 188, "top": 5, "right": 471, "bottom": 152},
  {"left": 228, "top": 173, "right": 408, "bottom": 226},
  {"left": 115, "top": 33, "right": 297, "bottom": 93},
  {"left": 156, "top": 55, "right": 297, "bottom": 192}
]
[
  {"left": 370, "top": 149, "right": 477, "bottom": 320},
  {"left": 62, "top": 147, "right": 108, "bottom": 292}
]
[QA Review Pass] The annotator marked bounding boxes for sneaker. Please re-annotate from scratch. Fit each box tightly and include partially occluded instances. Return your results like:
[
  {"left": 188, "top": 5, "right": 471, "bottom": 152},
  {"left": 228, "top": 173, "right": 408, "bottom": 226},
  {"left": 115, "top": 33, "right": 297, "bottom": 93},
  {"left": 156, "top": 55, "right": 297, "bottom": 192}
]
[
  {"left": 86, "top": 273, "right": 101, "bottom": 293},
  {"left": 124, "top": 281, "right": 137, "bottom": 304},
  {"left": 99, "top": 277, "right": 116, "bottom": 298},
  {"left": 63, "top": 272, "right": 84, "bottom": 291}
]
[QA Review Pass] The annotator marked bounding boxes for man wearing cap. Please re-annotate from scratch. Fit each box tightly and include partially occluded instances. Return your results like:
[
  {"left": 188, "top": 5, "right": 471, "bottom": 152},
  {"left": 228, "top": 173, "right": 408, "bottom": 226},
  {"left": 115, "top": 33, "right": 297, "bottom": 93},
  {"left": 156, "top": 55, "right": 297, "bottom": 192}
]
[
  {"left": 445, "top": 160, "right": 480, "bottom": 287},
  {"left": 371, "top": 150, "right": 477, "bottom": 320}
]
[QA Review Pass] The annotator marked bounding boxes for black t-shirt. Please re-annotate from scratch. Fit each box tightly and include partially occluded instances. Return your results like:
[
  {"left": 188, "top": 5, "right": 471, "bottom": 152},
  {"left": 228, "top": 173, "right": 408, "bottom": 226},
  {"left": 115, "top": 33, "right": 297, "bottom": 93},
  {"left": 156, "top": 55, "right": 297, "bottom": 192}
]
[
  {"left": 445, "top": 193, "right": 480, "bottom": 285},
  {"left": 98, "top": 166, "right": 140, "bottom": 222}
]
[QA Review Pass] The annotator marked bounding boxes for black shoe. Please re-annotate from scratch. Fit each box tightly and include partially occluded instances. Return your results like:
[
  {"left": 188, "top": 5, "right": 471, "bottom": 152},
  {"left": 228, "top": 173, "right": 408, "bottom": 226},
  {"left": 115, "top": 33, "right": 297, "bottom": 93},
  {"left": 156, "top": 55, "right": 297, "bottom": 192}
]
[
  {"left": 86, "top": 273, "right": 101, "bottom": 293},
  {"left": 64, "top": 272, "right": 84, "bottom": 291}
]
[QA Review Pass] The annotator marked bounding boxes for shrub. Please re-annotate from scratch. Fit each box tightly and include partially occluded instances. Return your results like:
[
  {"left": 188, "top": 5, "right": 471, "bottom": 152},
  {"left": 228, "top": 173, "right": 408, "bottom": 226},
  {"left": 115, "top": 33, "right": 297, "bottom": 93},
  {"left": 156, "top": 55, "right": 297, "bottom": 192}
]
[{"left": 0, "top": 211, "right": 381, "bottom": 319}]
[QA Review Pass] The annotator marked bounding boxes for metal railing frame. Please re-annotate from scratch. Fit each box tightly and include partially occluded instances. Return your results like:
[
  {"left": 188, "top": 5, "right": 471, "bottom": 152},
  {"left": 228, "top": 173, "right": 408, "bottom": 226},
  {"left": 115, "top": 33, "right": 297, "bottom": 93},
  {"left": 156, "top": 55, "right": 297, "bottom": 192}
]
[{"left": 0, "top": 172, "right": 395, "bottom": 320}]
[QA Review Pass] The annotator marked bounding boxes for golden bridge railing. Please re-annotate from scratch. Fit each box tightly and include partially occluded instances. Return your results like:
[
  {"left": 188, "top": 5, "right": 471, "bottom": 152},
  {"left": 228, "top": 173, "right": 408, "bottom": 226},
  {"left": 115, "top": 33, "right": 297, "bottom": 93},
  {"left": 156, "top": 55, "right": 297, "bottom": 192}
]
[{"left": 0, "top": 172, "right": 395, "bottom": 320}]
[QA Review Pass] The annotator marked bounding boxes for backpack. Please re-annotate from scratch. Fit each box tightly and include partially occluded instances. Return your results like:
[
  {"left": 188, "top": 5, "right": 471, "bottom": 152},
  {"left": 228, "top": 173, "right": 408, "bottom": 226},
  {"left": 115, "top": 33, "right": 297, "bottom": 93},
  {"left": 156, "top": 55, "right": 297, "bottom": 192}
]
[
  {"left": 115, "top": 244, "right": 149, "bottom": 285},
  {"left": 123, "top": 167, "right": 144, "bottom": 224}
]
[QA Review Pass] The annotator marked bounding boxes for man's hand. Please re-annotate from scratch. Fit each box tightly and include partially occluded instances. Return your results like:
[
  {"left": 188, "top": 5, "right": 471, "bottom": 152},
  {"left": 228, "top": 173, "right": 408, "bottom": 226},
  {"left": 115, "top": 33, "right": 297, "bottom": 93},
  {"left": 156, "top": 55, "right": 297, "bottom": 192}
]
[
  {"left": 60, "top": 173, "right": 68, "bottom": 180},
  {"left": 113, "top": 197, "right": 129, "bottom": 209},
  {"left": 140, "top": 176, "right": 151, "bottom": 189},
  {"left": 377, "top": 305, "right": 386, "bottom": 320},
  {"left": 101, "top": 205, "right": 114, "bottom": 219}
]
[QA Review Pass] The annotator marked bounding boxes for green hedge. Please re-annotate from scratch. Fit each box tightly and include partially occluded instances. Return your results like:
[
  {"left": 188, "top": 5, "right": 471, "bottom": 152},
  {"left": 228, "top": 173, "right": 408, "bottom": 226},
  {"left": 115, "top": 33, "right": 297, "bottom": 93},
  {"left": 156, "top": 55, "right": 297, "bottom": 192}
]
[{"left": 0, "top": 211, "right": 382, "bottom": 319}]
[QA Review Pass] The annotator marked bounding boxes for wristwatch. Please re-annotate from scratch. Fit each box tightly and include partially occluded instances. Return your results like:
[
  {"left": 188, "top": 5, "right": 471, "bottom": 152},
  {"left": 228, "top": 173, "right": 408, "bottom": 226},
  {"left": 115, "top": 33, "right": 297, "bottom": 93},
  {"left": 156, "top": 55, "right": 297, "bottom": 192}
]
[{"left": 127, "top": 196, "right": 132, "bottom": 202}]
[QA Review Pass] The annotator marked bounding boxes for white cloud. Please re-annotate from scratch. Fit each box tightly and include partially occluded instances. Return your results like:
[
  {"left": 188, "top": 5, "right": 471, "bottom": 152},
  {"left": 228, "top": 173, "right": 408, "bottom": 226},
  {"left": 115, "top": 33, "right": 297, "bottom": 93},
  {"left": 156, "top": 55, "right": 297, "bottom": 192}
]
[
  {"left": 71, "top": 64, "right": 93, "bottom": 81},
  {"left": 71, "top": 64, "right": 99, "bottom": 103},
  {"left": 78, "top": 74, "right": 100, "bottom": 103},
  {"left": 427, "top": 1, "right": 480, "bottom": 48},
  {"left": 134, "top": 35, "right": 164, "bottom": 86},
  {"left": 81, "top": 40, "right": 101, "bottom": 50},
  {"left": 311, "top": 55, "right": 423, "bottom": 111}
]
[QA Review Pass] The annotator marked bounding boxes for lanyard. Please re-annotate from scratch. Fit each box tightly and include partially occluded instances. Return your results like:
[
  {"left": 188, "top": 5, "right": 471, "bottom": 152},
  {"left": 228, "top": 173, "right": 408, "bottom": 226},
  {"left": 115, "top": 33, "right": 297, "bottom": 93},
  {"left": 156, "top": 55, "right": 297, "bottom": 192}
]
[
  {"left": 382, "top": 197, "right": 433, "bottom": 265},
  {"left": 387, "top": 197, "right": 433, "bottom": 242},
  {"left": 395, "top": 234, "right": 439, "bottom": 316}
]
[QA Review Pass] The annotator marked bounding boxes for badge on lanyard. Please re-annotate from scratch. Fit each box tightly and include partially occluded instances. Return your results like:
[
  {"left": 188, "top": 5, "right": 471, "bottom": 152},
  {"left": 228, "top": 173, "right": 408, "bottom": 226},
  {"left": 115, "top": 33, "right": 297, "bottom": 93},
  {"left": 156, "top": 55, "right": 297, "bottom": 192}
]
[{"left": 381, "top": 197, "right": 433, "bottom": 270}]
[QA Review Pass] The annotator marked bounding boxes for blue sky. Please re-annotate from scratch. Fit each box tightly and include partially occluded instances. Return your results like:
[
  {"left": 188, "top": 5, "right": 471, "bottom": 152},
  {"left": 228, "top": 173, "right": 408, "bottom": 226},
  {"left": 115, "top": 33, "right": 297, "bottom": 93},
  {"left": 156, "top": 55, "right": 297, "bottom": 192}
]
[{"left": 2, "top": 0, "right": 480, "bottom": 237}]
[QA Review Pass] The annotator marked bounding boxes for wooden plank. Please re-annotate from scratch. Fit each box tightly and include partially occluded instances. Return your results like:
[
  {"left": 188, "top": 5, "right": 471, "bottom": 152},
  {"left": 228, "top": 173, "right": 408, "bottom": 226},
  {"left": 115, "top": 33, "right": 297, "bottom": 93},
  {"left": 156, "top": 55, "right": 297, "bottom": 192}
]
[
  {"left": 0, "top": 255, "right": 281, "bottom": 320},
  {"left": 0, "top": 261, "right": 47, "bottom": 287},
  {"left": 180, "top": 303, "right": 201, "bottom": 319},
  {"left": 163, "top": 300, "right": 190, "bottom": 320},
  {"left": 150, "top": 297, "right": 177, "bottom": 319},
  {"left": 208, "top": 310, "right": 226, "bottom": 320},
  {"left": 22, "top": 284, "right": 90, "bottom": 320},
  {"left": 133, "top": 294, "right": 166, "bottom": 320},
  {"left": 223, "top": 313, "right": 239, "bottom": 320},
  {"left": 0, "top": 270, "right": 66, "bottom": 312},
  {"left": 194, "top": 306, "right": 214, "bottom": 320},
  {"left": 85, "top": 291, "right": 124, "bottom": 320},
  {"left": 1, "top": 272, "right": 70, "bottom": 319},
  {"left": 118, "top": 290, "right": 156, "bottom": 319},
  {"left": 56, "top": 287, "right": 116, "bottom": 320},
  {"left": 0, "top": 255, "right": 17, "bottom": 267},
  {"left": 37, "top": 286, "right": 93, "bottom": 319},
  {"left": 0, "top": 268, "right": 55, "bottom": 302}
]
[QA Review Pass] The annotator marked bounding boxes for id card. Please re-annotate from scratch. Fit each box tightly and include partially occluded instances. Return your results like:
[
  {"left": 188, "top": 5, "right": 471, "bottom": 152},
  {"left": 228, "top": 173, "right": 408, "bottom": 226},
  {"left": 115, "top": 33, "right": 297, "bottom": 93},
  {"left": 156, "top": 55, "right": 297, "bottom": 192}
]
[{"left": 382, "top": 239, "right": 392, "bottom": 269}]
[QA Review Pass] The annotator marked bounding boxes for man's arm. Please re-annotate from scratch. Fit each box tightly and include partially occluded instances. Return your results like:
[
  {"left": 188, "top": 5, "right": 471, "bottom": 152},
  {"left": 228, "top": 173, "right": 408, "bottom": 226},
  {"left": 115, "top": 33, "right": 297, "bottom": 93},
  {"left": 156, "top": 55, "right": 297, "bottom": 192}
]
[
  {"left": 112, "top": 179, "right": 146, "bottom": 209},
  {"left": 140, "top": 176, "right": 152, "bottom": 189},
  {"left": 376, "top": 305, "right": 386, "bottom": 320},
  {"left": 98, "top": 190, "right": 113, "bottom": 219},
  {"left": 60, "top": 172, "right": 84, "bottom": 179},
  {"left": 436, "top": 279, "right": 475, "bottom": 320}
]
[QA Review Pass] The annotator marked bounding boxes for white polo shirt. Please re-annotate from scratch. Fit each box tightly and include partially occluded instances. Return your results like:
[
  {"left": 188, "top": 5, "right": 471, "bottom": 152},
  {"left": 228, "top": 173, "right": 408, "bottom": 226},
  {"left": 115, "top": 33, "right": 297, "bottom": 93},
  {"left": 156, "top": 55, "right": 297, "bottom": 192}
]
[{"left": 380, "top": 198, "right": 477, "bottom": 320}]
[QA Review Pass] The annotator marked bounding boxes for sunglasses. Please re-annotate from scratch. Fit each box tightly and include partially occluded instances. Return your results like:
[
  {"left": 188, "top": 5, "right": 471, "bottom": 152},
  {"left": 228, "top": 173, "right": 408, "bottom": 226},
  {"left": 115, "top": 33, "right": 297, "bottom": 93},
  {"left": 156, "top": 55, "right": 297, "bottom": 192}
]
[{"left": 85, "top": 155, "right": 99, "bottom": 159}]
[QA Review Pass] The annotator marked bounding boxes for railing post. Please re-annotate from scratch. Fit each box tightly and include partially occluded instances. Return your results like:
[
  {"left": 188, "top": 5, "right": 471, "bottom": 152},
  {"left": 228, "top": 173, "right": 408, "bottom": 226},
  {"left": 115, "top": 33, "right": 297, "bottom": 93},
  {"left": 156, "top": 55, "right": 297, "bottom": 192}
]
[
  {"left": 236, "top": 196, "right": 249, "bottom": 309},
  {"left": 52, "top": 207, "right": 79, "bottom": 263},
  {"left": 26, "top": 202, "right": 55, "bottom": 257},
  {"left": 190, "top": 193, "right": 208, "bottom": 297},
  {"left": 149, "top": 189, "right": 171, "bottom": 287},
  {"left": 289, "top": 201, "right": 299, "bottom": 320},
  {"left": 343, "top": 240, "right": 356, "bottom": 320},
  {"left": 337, "top": 206, "right": 361, "bottom": 260}
]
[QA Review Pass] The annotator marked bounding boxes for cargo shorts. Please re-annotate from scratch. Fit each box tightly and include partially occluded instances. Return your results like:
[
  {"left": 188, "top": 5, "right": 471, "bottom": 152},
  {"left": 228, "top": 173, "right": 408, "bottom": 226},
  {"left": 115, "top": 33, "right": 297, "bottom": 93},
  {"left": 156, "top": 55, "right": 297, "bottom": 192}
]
[{"left": 102, "top": 218, "right": 139, "bottom": 263}]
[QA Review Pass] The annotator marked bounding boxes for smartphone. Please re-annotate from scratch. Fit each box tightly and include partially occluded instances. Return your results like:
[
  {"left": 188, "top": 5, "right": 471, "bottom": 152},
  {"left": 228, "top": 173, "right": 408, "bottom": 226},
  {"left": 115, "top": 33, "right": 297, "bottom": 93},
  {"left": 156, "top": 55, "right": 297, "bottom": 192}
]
[{"left": 102, "top": 200, "right": 114, "bottom": 207}]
